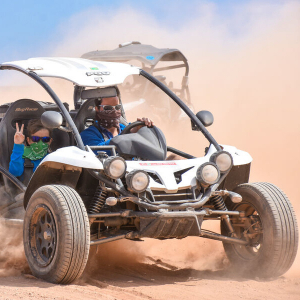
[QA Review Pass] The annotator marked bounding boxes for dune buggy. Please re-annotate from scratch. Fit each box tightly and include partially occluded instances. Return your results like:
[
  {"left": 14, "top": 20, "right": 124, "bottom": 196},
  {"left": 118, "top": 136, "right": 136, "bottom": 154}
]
[{"left": 0, "top": 57, "right": 298, "bottom": 284}]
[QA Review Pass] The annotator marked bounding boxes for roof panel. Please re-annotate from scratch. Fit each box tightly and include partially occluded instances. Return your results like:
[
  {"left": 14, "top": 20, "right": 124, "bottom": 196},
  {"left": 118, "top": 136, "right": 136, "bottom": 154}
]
[
  {"left": 81, "top": 43, "right": 187, "bottom": 66},
  {"left": 0, "top": 57, "right": 140, "bottom": 87}
]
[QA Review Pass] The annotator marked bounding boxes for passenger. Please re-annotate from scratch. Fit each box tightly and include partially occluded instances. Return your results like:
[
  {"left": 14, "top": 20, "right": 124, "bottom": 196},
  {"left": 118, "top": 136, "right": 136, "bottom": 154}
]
[
  {"left": 80, "top": 96, "right": 154, "bottom": 148},
  {"left": 9, "top": 119, "right": 52, "bottom": 178}
]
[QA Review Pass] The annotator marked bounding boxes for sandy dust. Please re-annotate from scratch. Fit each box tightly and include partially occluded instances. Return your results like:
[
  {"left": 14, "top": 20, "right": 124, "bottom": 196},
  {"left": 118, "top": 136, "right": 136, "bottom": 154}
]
[
  {"left": 0, "top": 221, "right": 28, "bottom": 278},
  {"left": 0, "top": 1, "right": 299, "bottom": 299}
]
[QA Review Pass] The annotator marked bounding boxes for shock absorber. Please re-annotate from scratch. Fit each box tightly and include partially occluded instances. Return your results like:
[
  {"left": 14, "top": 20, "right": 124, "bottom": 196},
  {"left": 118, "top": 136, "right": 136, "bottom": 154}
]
[
  {"left": 88, "top": 185, "right": 108, "bottom": 214},
  {"left": 210, "top": 194, "right": 227, "bottom": 211},
  {"left": 210, "top": 194, "right": 235, "bottom": 236}
]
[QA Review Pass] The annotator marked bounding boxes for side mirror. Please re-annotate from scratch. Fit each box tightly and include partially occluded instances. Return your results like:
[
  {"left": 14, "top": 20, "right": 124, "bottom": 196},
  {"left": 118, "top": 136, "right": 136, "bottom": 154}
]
[
  {"left": 41, "top": 111, "right": 63, "bottom": 129},
  {"left": 191, "top": 110, "right": 214, "bottom": 131}
]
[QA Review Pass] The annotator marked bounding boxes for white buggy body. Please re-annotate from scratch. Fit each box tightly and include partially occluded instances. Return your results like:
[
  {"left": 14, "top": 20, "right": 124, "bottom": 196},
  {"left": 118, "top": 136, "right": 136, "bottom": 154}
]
[{"left": 40, "top": 144, "right": 252, "bottom": 193}]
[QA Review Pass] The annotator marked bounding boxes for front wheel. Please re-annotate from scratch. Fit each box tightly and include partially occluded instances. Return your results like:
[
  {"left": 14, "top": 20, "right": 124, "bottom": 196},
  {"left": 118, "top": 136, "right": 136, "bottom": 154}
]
[
  {"left": 23, "top": 185, "right": 90, "bottom": 284},
  {"left": 222, "top": 182, "right": 298, "bottom": 278}
]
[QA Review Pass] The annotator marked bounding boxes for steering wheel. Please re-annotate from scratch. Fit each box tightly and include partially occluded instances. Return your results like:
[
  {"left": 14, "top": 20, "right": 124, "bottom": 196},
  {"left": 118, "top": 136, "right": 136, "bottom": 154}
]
[{"left": 120, "top": 121, "right": 146, "bottom": 135}]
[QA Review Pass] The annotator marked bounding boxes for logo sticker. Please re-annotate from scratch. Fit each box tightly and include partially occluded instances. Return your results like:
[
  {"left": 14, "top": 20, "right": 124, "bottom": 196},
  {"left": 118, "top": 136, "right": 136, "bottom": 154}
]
[
  {"left": 139, "top": 162, "right": 177, "bottom": 166},
  {"left": 146, "top": 56, "right": 155, "bottom": 60},
  {"left": 27, "top": 66, "right": 43, "bottom": 71},
  {"left": 90, "top": 67, "right": 99, "bottom": 70},
  {"left": 94, "top": 77, "right": 104, "bottom": 83},
  {"left": 15, "top": 108, "right": 38, "bottom": 112},
  {"left": 86, "top": 71, "right": 110, "bottom": 76}
]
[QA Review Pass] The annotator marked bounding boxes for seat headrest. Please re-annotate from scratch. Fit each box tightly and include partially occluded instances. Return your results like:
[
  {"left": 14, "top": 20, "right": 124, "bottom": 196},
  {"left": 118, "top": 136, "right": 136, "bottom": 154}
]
[
  {"left": 74, "top": 98, "right": 96, "bottom": 133},
  {"left": 5, "top": 99, "right": 45, "bottom": 122}
]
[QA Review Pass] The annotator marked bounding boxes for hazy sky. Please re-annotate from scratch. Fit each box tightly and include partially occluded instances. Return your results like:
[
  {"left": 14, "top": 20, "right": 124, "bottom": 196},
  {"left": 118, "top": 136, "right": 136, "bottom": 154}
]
[{"left": 0, "top": 0, "right": 272, "bottom": 62}]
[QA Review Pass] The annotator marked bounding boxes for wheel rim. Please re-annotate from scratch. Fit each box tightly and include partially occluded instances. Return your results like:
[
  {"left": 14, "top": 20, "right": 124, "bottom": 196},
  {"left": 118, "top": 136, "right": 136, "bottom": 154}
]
[
  {"left": 29, "top": 204, "right": 57, "bottom": 267},
  {"left": 231, "top": 201, "right": 263, "bottom": 260}
]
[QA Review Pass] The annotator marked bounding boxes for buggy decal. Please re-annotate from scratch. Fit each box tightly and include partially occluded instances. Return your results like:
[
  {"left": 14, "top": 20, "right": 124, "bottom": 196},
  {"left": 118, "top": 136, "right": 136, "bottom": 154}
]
[
  {"left": 139, "top": 162, "right": 177, "bottom": 166},
  {"left": 90, "top": 67, "right": 99, "bottom": 70},
  {"left": 86, "top": 71, "right": 104, "bottom": 76},
  {"left": 15, "top": 107, "right": 38, "bottom": 112},
  {"left": 146, "top": 56, "right": 155, "bottom": 60}
]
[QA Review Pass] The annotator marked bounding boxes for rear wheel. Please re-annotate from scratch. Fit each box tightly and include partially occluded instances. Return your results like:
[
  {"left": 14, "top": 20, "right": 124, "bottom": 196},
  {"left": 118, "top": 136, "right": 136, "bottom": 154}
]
[
  {"left": 23, "top": 185, "right": 90, "bottom": 284},
  {"left": 222, "top": 182, "right": 298, "bottom": 278}
]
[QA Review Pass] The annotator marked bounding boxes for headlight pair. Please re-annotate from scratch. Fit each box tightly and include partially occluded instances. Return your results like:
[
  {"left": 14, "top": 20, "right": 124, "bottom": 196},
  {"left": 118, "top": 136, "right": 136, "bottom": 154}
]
[
  {"left": 103, "top": 157, "right": 149, "bottom": 193},
  {"left": 196, "top": 151, "right": 233, "bottom": 186}
]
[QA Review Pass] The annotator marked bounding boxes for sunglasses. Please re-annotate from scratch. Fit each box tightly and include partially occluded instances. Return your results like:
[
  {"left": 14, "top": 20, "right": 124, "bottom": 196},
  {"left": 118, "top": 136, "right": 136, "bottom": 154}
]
[
  {"left": 99, "top": 104, "right": 122, "bottom": 111},
  {"left": 31, "top": 136, "right": 51, "bottom": 143}
]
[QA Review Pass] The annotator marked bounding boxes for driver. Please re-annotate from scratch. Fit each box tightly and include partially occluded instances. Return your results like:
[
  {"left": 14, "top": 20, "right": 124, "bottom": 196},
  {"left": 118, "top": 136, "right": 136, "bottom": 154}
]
[{"left": 80, "top": 96, "right": 154, "bottom": 150}]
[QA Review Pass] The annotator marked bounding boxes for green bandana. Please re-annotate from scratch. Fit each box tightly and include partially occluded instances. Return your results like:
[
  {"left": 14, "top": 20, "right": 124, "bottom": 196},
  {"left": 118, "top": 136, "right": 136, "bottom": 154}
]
[{"left": 22, "top": 141, "right": 49, "bottom": 160}]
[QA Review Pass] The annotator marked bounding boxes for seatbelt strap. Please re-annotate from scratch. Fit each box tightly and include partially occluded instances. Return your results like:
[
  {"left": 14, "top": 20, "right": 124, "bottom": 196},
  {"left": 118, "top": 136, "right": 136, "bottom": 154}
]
[
  {"left": 22, "top": 158, "right": 34, "bottom": 186},
  {"left": 95, "top": 123, "right": 109, "bottom": 142}
]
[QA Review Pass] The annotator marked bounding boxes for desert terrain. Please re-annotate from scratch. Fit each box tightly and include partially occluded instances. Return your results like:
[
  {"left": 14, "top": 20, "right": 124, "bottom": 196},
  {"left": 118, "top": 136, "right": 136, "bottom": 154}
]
[{"left": 0, "top": 1, "right": 299, "bottom": 299}]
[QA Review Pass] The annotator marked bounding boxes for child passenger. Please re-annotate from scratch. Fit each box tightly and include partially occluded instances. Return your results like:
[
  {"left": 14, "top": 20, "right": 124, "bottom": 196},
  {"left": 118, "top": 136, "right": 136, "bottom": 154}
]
[{"left": 9, "top": 119, "right": 52, "bottom": 178}]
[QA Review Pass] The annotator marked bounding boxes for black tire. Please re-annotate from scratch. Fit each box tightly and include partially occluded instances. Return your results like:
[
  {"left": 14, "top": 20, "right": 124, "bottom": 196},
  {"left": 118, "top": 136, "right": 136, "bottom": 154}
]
[
  {"left": 222, "top": 182, "right": 298, "bottom": 278},
  {"left": 23, "top": 185, "right": 90, "bottom": 284}
]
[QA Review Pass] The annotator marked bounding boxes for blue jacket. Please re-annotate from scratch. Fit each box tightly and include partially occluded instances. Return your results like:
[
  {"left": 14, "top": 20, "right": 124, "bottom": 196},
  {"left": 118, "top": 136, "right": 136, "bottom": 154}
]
[
  {"left": 9, "top": 144, "right": 45, "bottom": 177},
  {"left": 80, "top": 123, "right": 125, "bottom": 154}
]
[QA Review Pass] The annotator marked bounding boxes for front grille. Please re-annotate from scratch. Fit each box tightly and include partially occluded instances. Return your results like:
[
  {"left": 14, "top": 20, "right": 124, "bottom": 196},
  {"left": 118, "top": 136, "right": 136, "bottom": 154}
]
[
  {"left": 147, "top": 167, "right": 194, "bottom": 185},
  {"left": 147, "top": 188, "right": 195, "bottom": 204}
]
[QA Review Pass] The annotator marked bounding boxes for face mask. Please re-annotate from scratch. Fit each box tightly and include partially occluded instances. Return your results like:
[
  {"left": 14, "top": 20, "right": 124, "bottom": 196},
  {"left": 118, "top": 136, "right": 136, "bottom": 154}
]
[
  {"left": 96, "top": 109, "right": 121, "bottom": 129},
  {"left": 22, "top": 140, "right": 49, "bottom": 160}
]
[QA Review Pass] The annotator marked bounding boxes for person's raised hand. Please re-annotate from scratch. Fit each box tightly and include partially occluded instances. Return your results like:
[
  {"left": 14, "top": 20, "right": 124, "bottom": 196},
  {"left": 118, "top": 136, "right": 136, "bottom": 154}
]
[{"left": 14, "top": 123, "right": 25, "bottom": 144}]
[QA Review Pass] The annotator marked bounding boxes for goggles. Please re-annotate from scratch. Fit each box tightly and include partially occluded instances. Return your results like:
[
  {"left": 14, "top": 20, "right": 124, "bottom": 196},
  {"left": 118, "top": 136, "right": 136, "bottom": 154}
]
[
  {"left": 31, "top": 136, "right": 51, "bottom": 143},
  {"left": 99, "top": 104, "right": 122, "bottom": 111}
]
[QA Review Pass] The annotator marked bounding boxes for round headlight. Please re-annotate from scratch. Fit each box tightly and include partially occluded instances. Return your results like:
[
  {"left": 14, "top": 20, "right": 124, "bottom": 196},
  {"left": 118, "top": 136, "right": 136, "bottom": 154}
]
[
  {"left": 126, "top": 170, "right": 150, "bottom": 193},
  {"left": 196, "top": 162, "right": 220, "bottom": 185},
  {"left": 210, "top": 151, "right": 233, "bottom": 172},
  {"left": 103, "top": 156, "right": 127, "bottom": 179}
]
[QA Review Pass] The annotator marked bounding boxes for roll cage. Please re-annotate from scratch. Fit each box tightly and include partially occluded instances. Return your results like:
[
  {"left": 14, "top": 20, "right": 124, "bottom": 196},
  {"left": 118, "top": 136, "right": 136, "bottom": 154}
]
[
  {"left": 0, "top": 57, "right": 221, "bottom": 198},
  {"left": 0, "top": 58, "right": 220, "bottom": 150}
]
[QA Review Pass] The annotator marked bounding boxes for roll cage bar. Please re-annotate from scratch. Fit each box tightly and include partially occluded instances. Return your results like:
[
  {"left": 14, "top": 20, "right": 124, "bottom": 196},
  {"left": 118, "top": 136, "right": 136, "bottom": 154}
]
[{"left": 0, "top": 65, "right": 221, "bottom": 152}]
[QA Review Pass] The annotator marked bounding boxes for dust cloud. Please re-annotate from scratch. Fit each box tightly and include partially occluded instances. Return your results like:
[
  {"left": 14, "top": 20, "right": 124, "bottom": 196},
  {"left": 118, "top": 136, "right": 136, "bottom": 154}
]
[
  {"left": 0, "top": 0, "right": 299, "bottom": 278},
  {"left": 0, "top": 221, "right": 28, "bottom": 277}
]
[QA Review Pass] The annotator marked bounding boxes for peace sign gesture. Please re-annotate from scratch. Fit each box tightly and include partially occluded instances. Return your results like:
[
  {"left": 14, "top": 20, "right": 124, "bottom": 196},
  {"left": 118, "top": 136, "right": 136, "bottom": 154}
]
[{"left": 14, "top": 123, "right": 25, "bottom": 144}]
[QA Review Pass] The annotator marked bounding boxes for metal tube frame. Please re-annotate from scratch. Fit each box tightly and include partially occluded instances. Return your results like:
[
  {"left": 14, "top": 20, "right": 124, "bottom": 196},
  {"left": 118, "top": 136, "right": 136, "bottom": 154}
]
[
  {"left": 167, "top": 146, "right": 195, "bottom": 159},
  {"left": 0, "top": 166, "right": 26, "bottom": 192},
  {"left": 90, "top": 234, "right": 126, "bottom": 246}
]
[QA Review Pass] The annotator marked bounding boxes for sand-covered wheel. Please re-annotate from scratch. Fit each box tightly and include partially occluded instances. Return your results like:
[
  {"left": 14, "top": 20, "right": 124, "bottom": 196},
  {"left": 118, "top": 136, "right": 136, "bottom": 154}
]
[
  {"left": 23, "top": 185, "right": 90, "bottom": 284},
  {"left": 222, "top": 182, "right": 298, "bottom": 278}
]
